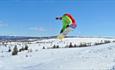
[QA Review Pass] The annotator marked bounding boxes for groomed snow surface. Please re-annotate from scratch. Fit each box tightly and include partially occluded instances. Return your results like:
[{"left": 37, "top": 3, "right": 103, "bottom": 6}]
[{"left": 0, "top": 37, "right": 115, "bottom": 70}]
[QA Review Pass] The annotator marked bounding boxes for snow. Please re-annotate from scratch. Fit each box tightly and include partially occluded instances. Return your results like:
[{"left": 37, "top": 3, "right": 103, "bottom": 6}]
[{"left": 0, "top": 37, "right": 115, "bottom": 70}]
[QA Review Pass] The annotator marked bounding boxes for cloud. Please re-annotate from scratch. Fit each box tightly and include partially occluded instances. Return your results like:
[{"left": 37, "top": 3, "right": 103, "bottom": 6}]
[
  {"left": 29, "top": 27, "right": 46, "bottom": 32},
  {"left": 0, "top": 21, "right": 8, "bottom": 27}
]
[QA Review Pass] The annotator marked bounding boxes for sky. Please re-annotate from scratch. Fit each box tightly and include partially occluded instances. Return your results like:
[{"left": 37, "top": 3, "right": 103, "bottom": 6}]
[{"left": 0, "top": 0, "right": 115, "bottom": 37}]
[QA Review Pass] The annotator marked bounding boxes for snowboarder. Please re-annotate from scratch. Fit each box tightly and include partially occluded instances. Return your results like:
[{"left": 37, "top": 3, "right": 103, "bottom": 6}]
[{"left": 56, "top": 13, "right": 77, "bottom": 40}]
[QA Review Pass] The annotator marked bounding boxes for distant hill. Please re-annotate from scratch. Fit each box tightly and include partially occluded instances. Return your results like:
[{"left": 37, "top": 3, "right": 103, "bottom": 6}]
[
  {"left": 0, "top": 36, "right": 54, "bottom": 41},
  {"left": 0, "top": 36, "right": 114, "bottom": 42}
]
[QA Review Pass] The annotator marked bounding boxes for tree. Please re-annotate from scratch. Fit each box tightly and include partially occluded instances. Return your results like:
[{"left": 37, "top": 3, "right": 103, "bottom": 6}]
[
  {"left": 21, "top": 47, "right": 25, "bottom": 51},
  {"left": 56, "top": 45, "right": 59, "bottom": 48},
  {"left": 12, "top": 45, "right": 18, "bottom": 55},
  {"left": 19, "top": 48, "right": 22, "bottom": 52},
  {"left": 69, "top": 42, "right": 73, "bottom": 48},
  {"left": 53, "top": 45, "right": 56, "bottom": 48},
  {"left": 74, "top": 44, "right": 77, "bottom": 47},
  {"left": 104, "top": 40, "right": 111, "bottom": 44},
  {"left": 113, "top": 40, "right": 115, "bottom": 42},
  {"left": 43, "top": 46, "right": 45, "bottom": 49},
  {"left": 52, "top": 45, "right": 59, "bottom": 49},
  {"left": 79, "top": 43, "right": 87, "bottom": 47},
  {"left": 25, "top": 45, "right": 28, "bottom": 50},
  {"left": 8, "top": 47, "right": 11, "bottom": 52}
]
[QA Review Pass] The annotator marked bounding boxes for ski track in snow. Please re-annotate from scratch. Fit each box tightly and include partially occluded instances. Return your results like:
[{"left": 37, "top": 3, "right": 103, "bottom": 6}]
[{"left": 0, "top": 38, "right": 115, "bottom": 70}]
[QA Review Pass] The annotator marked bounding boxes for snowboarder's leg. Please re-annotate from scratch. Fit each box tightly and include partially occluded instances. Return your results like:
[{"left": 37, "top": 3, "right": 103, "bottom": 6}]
[
  {"left": 60, "top": 28, "right": 64, "bottom": 33},
  {"left": 57, "top": 34, "right": 65, "bottom": 40},
  {"left": 58, "top": 25, "right": 73, "bottom": 40},
  {"left": 62, "top": 27, "right": 73, "bottom": 36},
  {"left": 57, "top": 27, "right": 73, "bottom": 40}
]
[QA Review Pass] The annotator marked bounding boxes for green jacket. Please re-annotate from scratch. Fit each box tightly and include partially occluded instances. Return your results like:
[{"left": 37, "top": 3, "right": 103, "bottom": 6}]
[{"left": 62, "top": 14, "right": 72, "bottom": 31}]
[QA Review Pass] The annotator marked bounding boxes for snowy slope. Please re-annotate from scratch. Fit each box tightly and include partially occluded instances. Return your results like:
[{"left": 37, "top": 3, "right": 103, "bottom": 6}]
[{"left": 0, "top": 37, "right": 115, "bottom": 70}]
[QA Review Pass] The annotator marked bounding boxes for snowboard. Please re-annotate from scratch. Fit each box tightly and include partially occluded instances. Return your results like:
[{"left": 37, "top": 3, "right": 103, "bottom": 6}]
[{"left": 57, "top": 27, "right": 73, "bottom": 40}]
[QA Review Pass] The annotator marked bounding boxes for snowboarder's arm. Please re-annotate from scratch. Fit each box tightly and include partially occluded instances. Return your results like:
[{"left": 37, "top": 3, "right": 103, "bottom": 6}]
[{"left": 56, "top": 17, "right": 62, "bottom": 20}]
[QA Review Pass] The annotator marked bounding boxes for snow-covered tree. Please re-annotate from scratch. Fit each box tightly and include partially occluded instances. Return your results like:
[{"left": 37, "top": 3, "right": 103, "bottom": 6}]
[{"left": 12, "top": 45, "right": 18, "bottom": 55}]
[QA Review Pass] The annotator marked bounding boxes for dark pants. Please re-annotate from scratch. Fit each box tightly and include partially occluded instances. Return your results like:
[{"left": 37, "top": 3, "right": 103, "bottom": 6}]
[{"left": 60, "top": 25, "right": 69, "bottom": 33}]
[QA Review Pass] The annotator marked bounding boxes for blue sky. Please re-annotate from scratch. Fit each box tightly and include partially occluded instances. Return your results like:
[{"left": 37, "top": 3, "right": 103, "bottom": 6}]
[{"left": 0, "top": 0, "right": 115, "bottom": 37}]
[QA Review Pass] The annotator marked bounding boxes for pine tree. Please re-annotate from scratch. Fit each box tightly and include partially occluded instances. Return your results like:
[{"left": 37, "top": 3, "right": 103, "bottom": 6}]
[
  {"left": 19, "top": 48, "right": 22, "bottom": 52},
  {"left": 69, "top": 42, "right": 73, "bottom": 48},
  {"left": 56, "top": 45, "right": 59, "bottom": 48},
  {"left": 8, "top": 47, "right": 11, "bottom": 52},
  {"left": 74, "top": 44, "right": 77, "bottom": 47},
  {"left": 12, "top": 45, "right": 18, "bottom": 55},
  {"left": 79, "top": 43, "right": 87, "bottom": 47},
  {"left": 43, "top": 46, "right": 45, "bottom": 49},
  {"left": 21, "top": 47, "right": 25, "bottom": 51},
  {"left": 53, "top": 45, "right": 56, "bottom": 48},
  {"left": 25, "top": 45, "right": 28, "bottom": 50}
]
